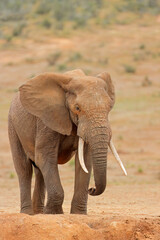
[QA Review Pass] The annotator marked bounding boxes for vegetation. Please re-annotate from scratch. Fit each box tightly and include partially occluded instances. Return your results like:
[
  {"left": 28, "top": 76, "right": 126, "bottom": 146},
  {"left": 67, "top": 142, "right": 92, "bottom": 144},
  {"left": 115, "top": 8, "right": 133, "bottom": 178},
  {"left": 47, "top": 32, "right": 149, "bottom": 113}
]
[
  {"left": 0, "top": 0, "right": 160, "bottom": 39},
  {"left": 124, "top": 64, "right": 136, "bottom": 74},
  {"left": 68, "top": 52, "right": 83, "bottom": 62},
  {"left": 47, "top": 51, "right": 62, "bottom": 66},
  {"left": 142, "top": 76, "right": 152, "bottom": 87},
  {"left": 137, "top": 166, "right": 143, "bottom": 174},
  {"left": 9, "top": 172, "right": 15, "bottom": 179}
]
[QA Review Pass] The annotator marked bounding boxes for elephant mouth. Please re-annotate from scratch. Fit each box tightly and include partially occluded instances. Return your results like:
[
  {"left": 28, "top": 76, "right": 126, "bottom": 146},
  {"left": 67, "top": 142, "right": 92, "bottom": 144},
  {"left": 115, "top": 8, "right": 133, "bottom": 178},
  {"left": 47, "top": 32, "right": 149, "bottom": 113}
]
[{"left": 78, "top": 137, "right": 127, "bottom": 176}]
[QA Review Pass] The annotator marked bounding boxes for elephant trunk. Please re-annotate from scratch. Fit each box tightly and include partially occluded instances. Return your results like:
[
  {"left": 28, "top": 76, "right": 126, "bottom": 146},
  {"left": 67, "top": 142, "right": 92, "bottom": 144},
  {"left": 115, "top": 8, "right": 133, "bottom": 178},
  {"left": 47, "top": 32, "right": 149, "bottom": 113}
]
[{"left": 88, "top": 128, "right": 109, "bottom": 196}]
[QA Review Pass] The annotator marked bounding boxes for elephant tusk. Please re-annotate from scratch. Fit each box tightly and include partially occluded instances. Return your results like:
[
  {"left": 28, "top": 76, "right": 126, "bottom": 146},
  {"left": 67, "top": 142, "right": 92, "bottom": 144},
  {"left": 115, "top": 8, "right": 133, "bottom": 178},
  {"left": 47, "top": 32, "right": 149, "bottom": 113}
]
[
  {"left": 109, "top": 140, "right": 127, "bottom": 176},
  {"left": 78, "top": 137, "right": 88, "bottom": 173}
]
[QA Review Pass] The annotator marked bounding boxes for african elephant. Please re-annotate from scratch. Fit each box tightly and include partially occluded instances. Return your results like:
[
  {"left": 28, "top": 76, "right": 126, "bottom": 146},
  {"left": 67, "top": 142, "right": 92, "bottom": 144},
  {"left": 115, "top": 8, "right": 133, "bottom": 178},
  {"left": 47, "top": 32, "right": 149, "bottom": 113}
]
[{"left": 8, "top": 69, "right": 126, "bottom": 215}]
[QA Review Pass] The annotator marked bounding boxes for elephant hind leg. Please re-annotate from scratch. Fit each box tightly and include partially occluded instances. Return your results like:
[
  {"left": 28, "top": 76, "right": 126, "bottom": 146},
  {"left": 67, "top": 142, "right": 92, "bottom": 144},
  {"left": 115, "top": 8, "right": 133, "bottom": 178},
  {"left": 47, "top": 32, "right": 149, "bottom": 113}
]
[
  {"left": 32, "top": 166, "right": 46, "bottom": 214},
  {"left": 8, "top": 120, "right": 33, "bottom": 215}
]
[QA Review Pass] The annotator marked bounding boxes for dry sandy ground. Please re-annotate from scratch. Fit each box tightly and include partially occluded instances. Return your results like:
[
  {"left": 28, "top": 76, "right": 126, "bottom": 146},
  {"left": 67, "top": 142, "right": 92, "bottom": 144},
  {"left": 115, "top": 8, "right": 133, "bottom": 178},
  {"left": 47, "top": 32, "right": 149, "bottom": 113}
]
[{"left": 0, "top": 25, "right": 160, "bottom": 239}]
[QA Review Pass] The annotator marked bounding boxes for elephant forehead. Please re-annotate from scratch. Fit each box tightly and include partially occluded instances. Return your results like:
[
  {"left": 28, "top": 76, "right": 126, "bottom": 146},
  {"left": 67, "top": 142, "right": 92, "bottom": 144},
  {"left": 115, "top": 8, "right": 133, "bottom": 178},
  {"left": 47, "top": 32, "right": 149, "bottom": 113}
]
[
  {"left": 76, "top": 91, "right": 110, "bottom": 111},
  {"left": 71, "top": 76, "right": 106, "bottom": 89}
]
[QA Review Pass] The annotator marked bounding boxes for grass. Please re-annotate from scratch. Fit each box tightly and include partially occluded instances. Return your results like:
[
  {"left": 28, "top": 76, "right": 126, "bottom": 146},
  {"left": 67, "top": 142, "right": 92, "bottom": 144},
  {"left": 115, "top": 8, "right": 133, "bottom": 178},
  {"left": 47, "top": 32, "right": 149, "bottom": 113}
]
[
  {"left": 142, "top": 76, "right": 152, "bottom": 87},
  {"left": 133, "top": 52, "right": 146, "bottom": 61},
  {"left": 25, "top": 58, "right": 35, "bottom": 64},
  {"left": 9, "top": 172, "right": 15, "bottom": 179},
  {"left": 56, "top": 63, "right": 67, "bottom": 72},
  {"left": 42, "top": 19, "right": 52, "bottom": 29},
  {"left": 117, "top": 135, "right": 123, "bottom": 141},
  {"left": 5, "top": 35, "right": 13, "bottom": 43},
  {"left": 124, "top": 64, "right": 136, "bottom": 74},
  {"left": 68, "top": 52, "right": 83, "bottom": 62},
  {"left": 139, "top": 44, "right": 145, "bottom": 49},
  {"left": 47, "top": 52, "right": 61, "bottom": 66},
  {"left": 28, "top": 74, "right": 36, "bottom": 79},
  {"left": 114, "top": 93, "right": 158, "bottom": 112},
  {"left": 137, "top": 167, "right": 143, "bottom": 174},
  {"left": 12, "top": 23, "right": 26, "bottom": 37},
  {"left": 5, "top": 62, "right": 14, "bottom": 66},
  {"left": 69, "top": 158, "right": 75, "bottom": 167}
]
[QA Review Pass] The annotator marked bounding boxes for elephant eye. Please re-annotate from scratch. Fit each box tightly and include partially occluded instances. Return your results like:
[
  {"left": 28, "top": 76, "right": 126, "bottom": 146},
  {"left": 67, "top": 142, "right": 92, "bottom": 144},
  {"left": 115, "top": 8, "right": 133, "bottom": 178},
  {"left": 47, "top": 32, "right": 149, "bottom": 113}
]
[{"left": 75, "top": 105, "right": 81, "bottom": 112}]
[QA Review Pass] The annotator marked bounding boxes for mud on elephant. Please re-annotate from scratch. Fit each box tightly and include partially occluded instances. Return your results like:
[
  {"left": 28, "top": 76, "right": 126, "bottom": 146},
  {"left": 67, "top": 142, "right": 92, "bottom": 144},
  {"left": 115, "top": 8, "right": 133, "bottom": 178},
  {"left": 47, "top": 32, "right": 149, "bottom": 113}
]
[{"left": 8, "top": 69, "right": 126, "bottom": 215}]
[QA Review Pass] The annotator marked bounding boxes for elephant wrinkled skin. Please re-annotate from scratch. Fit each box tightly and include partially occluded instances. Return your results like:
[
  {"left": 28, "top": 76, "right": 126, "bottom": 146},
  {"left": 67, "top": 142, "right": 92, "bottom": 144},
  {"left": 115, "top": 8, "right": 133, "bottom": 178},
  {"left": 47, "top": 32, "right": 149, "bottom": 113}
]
[{"left": 8, "top": 69, "right": 116, "bottom": 215}]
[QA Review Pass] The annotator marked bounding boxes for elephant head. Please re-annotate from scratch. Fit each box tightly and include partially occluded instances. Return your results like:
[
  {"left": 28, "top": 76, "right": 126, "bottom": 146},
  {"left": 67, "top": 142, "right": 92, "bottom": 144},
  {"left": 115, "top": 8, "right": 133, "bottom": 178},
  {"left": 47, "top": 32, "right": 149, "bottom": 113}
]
[{"left": 19, "top": 69, "right": 127, "bottom": 197}]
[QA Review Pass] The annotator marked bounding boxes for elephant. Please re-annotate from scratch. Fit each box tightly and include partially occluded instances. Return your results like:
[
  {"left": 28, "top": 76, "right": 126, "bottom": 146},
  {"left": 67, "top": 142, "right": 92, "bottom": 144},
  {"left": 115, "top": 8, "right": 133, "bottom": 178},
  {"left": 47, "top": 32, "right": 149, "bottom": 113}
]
[{"left": 8, "top": 69, "right": 127, "bottom": 215}]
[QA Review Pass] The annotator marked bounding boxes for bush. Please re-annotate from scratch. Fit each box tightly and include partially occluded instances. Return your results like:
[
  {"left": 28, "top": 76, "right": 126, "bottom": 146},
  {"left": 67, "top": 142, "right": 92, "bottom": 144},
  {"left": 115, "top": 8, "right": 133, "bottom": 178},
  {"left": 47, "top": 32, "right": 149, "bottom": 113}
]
[
  {"left": 42, "top": 19, "right": 52, "bottom": 29},
  {"left": 68, "top": 52, "right": 83, "bottom": 62},
  {"left": 57, "top": 63, "right": 67, "bottom": 72},
  {"left": 47, "top": 52, "right": 61, "bottom": 66},
  {"left": 5, "top": 35, "right": 13, "bottom": 42},
  {"left": 139, "top": 44, "right": 145, "bottom": 49},
  {"left": 142, "top": 76, "right": 152, "bottom": 87},
  {"left": 124, "top": 64, "right": 136, "bottom": 73},
  {"left": 36, "top": 3, "right": 51, "bottom": 15},
  {"left": 137, "top": 166, "right": 143, "bottom": 174},
  {"left": 12, "top": 23, "right": 25, "bottom": 37},
  {"left": 73, "top": 17, "right": 87, "bottom": 29}
]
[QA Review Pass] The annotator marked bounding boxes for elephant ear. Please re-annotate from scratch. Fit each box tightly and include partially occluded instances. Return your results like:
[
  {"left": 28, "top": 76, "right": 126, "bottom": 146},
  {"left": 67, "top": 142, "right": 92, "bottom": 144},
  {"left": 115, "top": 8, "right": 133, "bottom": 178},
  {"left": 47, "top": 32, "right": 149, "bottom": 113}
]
[
  {"left": 19, "top": 73, "right": 72, "bottom": 135},
  {"left": 97, "top": 72, "right": 115, "bottom": 109},
  {"left": 65, "top": 69, "right": 86, "bottom": 77}
]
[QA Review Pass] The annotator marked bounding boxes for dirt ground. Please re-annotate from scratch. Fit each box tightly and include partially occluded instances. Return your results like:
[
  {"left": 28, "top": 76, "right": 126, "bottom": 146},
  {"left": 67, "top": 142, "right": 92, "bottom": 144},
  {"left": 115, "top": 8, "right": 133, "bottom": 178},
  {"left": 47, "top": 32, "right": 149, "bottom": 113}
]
[{"left": 0, "top": 24, "right": 160, "bottom": 239}]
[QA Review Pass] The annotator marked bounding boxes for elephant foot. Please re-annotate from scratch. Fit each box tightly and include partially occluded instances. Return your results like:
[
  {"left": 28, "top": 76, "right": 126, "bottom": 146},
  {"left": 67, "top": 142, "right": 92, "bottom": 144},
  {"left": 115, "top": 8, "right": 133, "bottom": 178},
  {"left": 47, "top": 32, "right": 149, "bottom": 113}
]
[
  {"left": 70, "top": 205, "right": 87, "bottom": 215},
  {"left": 20, "top": 208, "right": 34, "bottom": 215},
  {"left": 44, "top": 205, "right": 63, "bottom": 214},
  {"left": 33, "top": 207, "right": 44, "bottom": 214}
]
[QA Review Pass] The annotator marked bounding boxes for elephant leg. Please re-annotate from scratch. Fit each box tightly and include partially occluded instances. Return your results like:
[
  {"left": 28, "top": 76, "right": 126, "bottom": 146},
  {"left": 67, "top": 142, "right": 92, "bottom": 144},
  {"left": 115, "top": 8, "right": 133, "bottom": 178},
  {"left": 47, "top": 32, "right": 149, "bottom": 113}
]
[
  {"left": 32, "top": 166, "right": 46, "bottom": 214},
  {"left": 71, "top": 145, "right": 92, "bottom": 214},
  {"left": 8, "top": 122, "right": 33, "bottom": 215},
  {"left": 35, "top": 123, "right": 64, "bottom": 214},
  {"left": 36, "top": 143, "right": 64, "bottom": 214},
  {"left": 40, "top": 163, "right": 64, "bottom": 214}
]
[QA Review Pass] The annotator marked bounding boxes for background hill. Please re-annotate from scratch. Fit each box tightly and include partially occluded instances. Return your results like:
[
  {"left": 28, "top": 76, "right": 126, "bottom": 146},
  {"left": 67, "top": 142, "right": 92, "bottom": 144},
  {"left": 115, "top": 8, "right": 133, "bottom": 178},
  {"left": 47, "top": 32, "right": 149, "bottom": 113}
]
[{"left": 1, "top": 0, "right": 160, "bottom": 39}]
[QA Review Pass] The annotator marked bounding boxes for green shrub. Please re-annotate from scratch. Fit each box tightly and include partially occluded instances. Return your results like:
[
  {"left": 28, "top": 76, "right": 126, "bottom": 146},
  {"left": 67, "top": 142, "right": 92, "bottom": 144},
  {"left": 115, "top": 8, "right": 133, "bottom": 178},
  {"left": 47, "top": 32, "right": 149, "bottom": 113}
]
[
  {"left": 124, "top": 64, "right": 136, "bottom": 73},
  {"left": 68, "top": 52, "right": 83, "bottom": 62},
  {"left": 139, "top": 44, "right": 145, "bottom": 49},
  {"left": 5, "top": 35, "right": 13, "bottom": 42},
  {"left": 5, "top": 62, "right": 14, "bottom": 66},
  {"left": 137, "top": 166, "right": 143, "bottom": 173},
  {"left": 42, "top": 19, "right": 52, "bottom": 29},
  {"left": 73, "top": 17, "right": 87, "bottom": 29},
  {"left": 57, "top": 63, "right": 67, "bottom": 72},
  {"left": 9, "top": 172, "right": 15, "bottom": 179},
  {"left": 69, "top": 158, "right": 74, "bottom": 167},
  {"left": 12, "top": 23, "right": 25, "bottom": 37},
  {"left": 36, "top": 3, "right": 51, "bottom": 15}
]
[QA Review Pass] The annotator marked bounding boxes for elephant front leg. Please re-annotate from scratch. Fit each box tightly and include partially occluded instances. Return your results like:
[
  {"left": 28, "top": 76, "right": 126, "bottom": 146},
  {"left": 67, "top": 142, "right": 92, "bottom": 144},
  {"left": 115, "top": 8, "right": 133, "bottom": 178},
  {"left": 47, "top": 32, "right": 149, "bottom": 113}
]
[
  {"left": 71, "top": 145, "right": 92, "bottom": 214},
  {"left": 43, "top": 164, "right": 64, "bottom": 214},
  {"left": 35, "top": 128, "right": 64, "bottom": 214},
  {"left": 36, "top": 154, "right": 64, "bottom": 214}
]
